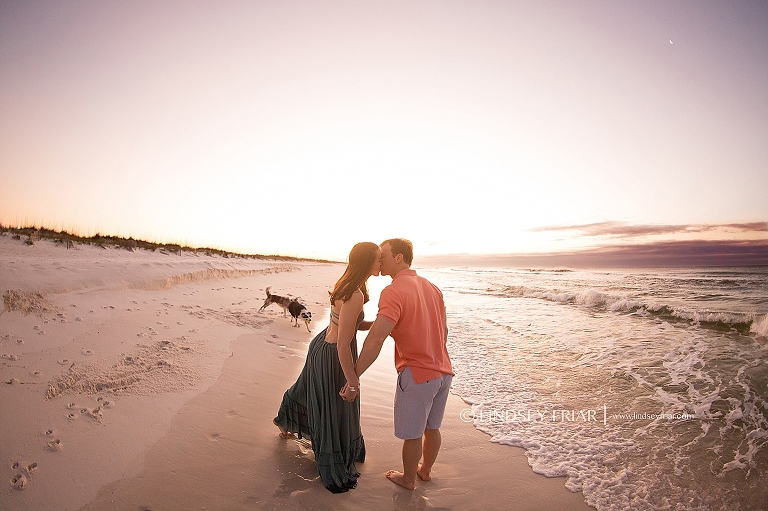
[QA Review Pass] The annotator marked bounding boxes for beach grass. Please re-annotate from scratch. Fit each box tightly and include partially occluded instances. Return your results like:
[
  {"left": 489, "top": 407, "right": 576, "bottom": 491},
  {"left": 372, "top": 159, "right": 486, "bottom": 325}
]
[{"left": 0, "top": 223, "right": 334, "bottom": 263}]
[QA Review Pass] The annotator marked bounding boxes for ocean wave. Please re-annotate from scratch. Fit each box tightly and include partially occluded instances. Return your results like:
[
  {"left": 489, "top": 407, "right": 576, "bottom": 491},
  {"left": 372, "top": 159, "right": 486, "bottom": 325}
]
[
  {"left": 499, "top": 285, "right": 761, "bottom": 334},
  {"left": 752, "top": 314, "right": 768, "bottom": 337},
  {"left": 523, "top": 268, "right": 573, "bottom": 273},
  {"left": 440, "top": 267, "right": 768, "bottom": 511}
]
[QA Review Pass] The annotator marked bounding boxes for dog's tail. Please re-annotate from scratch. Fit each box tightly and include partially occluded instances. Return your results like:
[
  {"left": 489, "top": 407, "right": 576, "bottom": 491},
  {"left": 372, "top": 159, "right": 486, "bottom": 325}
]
[{"left": 265, "top": 286, "right": 272, "bottom": 297}]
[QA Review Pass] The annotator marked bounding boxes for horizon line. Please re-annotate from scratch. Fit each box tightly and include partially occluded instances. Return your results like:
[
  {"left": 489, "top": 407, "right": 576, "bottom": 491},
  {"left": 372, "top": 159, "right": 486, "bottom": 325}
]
[{"left": 418, "top": 239, "right": 768, "bottom": 268}]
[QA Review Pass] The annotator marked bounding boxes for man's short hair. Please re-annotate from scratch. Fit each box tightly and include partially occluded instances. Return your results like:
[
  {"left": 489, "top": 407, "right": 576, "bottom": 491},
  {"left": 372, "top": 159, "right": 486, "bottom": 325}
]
[{"left": 382, "top": 238, "right": 413, "bottom": 266}]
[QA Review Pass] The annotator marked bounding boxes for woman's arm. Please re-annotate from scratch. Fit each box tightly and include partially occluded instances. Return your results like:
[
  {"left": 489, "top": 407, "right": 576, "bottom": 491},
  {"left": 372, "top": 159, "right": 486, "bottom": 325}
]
[
  {"left": 335, "top": 292, "right": 363, "bottom": 390},
  {"left": 357, "top": 320, "right": 374, "bottom": 331}
]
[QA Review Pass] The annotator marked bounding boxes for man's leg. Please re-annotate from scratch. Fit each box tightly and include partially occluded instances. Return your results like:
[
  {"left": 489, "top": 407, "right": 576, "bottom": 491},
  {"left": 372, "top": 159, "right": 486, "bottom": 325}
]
[
  {"left": 389, "top": 368, "right": 449, "bottom": 489},
  {"left": 417, "top": 428, "right": 441, "bottom": 481},
  {"left": 418, "top": 373, "right": 451, "bottom": 481},
  {"left": 386, "top": 437, "right": 422, "bottom": 490}
]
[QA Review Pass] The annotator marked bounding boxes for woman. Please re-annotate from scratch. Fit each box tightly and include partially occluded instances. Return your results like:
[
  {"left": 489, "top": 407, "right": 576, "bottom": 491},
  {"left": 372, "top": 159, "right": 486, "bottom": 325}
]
[{"left": 273, "top": 242, "right": 380, "bottom": 493}]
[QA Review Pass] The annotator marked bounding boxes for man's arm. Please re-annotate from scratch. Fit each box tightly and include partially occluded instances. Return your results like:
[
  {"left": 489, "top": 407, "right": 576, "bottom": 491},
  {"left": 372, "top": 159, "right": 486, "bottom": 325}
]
[
  {"left": 355, "top": 316, "right": 395, "bottom": 378},
  {"left": 357, "top": 320, "right": 374, "bottom": 331}
]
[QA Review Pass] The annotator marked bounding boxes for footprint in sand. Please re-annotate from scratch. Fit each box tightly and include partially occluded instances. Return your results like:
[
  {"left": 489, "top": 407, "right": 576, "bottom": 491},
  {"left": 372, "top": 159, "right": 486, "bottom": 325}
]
[
  {"left": 81, "top": 349, "right": 94, "bottom": 356},
  {"left": 11, "top": 473, "right": 28, "bottom": 490},
  {"left": 67, "top": 413, "right": 77, "bottom": 420},
  {"left": 30, "top": 370, "right": 41, "bottom": 377},
  {"left": 96, "top": 397, "right": 113, "bottom": 408},
  {"left": 81, "top": 407, "right": 102, "bottom": 420},
  {"left": 44, "top": 429, "right": 54, "bottom": 436},
  {"left": 17, "top": 339, "right": 24, "bottom": 344},
  {"left": 57, "top": 358, "right": 72, "bottom": 365},
  {"left": 38, "top": 330, "right": 45, "bottom": 335},
  {"left": 44, "top": 439, "right": 62, "bottom": 452},
  {"left": 2, "top": 354, "right": 20, "bottom": 361},
  {"left": 207, "top": 433, "right": 221, "bottom": 441},
  {"left": 11, "top": 458, "right": 36, "bottom": 470},
  {"left": 76, "top": 317, "right": 83, "bottom": 321},
  {"left": 67, "top": 402, "right": 77, "bottom": 409}
]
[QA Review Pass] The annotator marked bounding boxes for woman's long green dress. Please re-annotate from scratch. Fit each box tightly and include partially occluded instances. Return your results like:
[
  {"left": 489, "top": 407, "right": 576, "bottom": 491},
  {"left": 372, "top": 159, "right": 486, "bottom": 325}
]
[{"left": 273, "top": 311, "right": 366, "bottom": 493}]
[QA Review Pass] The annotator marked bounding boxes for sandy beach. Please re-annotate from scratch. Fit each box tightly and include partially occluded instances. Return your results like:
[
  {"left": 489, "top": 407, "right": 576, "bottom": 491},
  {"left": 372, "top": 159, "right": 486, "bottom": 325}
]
[{"left": 1, "top": 234, "right": 592, "bottom": 510}]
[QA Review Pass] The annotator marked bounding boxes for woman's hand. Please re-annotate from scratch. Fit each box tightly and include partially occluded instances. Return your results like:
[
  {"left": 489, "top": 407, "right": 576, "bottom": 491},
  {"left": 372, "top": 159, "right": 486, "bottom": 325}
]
[{"left": 339, "top": 382, "right": 359, "bottom": 402}]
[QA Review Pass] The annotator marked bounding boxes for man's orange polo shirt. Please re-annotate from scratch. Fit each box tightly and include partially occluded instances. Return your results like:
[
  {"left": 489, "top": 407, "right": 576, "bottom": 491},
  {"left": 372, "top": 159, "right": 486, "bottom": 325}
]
[{"left": 377, "top": 269, "right": 454, "bottom": 384}]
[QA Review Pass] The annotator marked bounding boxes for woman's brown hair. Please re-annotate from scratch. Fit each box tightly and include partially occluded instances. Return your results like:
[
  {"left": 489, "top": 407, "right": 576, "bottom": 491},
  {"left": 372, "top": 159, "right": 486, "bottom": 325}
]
[{"left": 329, "top": 242, "right": 379, "bottom": 305}]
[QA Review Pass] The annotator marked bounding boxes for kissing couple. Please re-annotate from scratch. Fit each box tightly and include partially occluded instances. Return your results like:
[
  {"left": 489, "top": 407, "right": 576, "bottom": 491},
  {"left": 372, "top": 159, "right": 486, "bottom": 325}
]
[{"left": 273, "top": 238, "right": 454, "bottom": 493}]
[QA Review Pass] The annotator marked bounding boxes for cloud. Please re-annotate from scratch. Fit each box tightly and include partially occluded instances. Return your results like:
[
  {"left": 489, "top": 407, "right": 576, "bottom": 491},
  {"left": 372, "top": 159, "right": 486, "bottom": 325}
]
[
  {"left": 528, "top": 221, "right": 768, "bottom": 238},
  {"left": 420, "top": 239, "right": 768, "bottom": 268}
]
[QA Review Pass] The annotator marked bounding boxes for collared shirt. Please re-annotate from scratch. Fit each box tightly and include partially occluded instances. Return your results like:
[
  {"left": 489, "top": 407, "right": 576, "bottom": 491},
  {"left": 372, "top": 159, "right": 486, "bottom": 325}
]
[{"left": 377, "top": 269, "right": 454, "bottom": 383}]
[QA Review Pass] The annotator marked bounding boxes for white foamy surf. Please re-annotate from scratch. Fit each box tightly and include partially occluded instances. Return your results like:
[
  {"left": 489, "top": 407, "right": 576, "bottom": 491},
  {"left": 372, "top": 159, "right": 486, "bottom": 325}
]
[{"left": 422, "top": 266, "right": 768, "bottom": 511}]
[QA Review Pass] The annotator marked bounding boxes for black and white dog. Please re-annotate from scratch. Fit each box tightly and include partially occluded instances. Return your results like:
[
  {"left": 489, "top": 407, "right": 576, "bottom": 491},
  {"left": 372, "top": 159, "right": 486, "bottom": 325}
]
[{"left": 258, "top": 287, "right": 312, "bottom": 332}]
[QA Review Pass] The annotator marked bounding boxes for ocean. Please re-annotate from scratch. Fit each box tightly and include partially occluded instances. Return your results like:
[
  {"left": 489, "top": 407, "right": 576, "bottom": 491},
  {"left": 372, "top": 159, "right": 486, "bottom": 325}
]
[{"left": 416, "top": 266, "right": 768, "bottom": 511}]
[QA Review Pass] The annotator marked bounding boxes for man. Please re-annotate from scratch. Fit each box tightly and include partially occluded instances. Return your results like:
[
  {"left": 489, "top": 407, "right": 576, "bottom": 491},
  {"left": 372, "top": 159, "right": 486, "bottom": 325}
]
[{"left": 354, "top": 238, "right": 453, "bottom": 490}]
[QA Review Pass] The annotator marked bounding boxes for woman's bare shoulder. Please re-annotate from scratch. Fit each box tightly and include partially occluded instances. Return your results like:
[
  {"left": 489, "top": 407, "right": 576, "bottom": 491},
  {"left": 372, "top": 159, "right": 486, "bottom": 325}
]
[{"left": 341, "top": 290, "right": 364, "bottom": 309}]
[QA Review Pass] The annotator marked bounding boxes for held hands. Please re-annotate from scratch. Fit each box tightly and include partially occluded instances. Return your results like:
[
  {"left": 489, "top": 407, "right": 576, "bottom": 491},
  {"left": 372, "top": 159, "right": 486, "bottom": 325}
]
[{"left": 339, "top": 382, "right": 359, "bottom": 402}]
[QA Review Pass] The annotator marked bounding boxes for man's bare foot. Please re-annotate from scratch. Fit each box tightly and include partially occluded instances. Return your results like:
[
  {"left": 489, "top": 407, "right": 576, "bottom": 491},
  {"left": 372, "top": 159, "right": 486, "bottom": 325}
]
[
  {"left": 385, "top": 470, "right": 415, "bottom": 490},
  {"left": 273, "top": 419, "right": 295, "bottom": 439},
  {"left": 417, "top": 464, "right": 431, "bottom": 481}
]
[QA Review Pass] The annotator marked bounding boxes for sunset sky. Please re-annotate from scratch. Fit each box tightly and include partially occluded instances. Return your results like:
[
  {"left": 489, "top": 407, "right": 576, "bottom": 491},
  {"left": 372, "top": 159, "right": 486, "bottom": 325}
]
[{"left": 1, "top": 1, "right": 766, "bottom": 262}]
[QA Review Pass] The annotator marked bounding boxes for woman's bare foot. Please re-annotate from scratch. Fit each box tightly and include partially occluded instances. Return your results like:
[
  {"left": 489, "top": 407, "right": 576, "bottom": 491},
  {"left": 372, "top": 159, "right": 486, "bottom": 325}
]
[
  {"left": 273, "top": 419, "right": 295, "bottom": 439},
  {"left": 417, "top": 464, "right": 431, "bottom": 481},
  {"left": 385, "top": 470, "right": 415, "bottom": 490}
]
